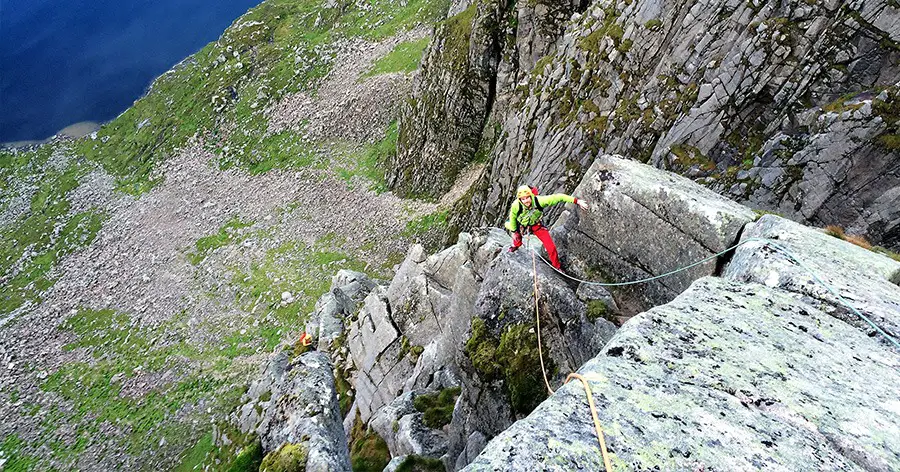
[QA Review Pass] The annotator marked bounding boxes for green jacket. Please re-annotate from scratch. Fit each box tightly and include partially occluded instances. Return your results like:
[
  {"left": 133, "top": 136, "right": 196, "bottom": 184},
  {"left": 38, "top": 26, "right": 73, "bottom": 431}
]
[{"left": 504, "top": 194, "right": 576, "bottom": 232}]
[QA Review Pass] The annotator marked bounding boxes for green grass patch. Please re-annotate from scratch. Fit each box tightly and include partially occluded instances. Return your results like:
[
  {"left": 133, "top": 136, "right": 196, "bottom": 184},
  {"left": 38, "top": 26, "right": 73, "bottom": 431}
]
[
  {"left": 76, "top": 0, "right": 450, "bottom": 192},
  {"left": 395, "top": 455, "right": 445, "bottom": 472},
  {"left": 439, "top": 3, "right": 477, "bottom": 69},
  {"left": 577, "top": 7, "right": 622, "bottom": 53},
  {"left": 42, "top": 307, "right": 253, "bottom": 465},
  {"left": 668, "top": 143, "right": 715, "bottom": 171},
  {"left": 362, "top": 37, "right": 431, "bottom": 78},
  {"left": 586, "top": 299, "right": 615, "bottom": 323},
  {"left": 174, "top": 426, "right": 263, "bottom": 472},
  {"left": 260, "top": 442, "right": 308, "bottom": 471},
  {"left": 0, "top": 148, "right": 105, "bottom": 315},
  {"left": 401, "top": 210, "right": 448, "bottom": 236},
  {"left": 334, "top": 122, "right": 397, "bottom": 193},
  {"left": 229, "top": 240, "right": 371, "bottom": 353},
  {"left": 349, "top": 412, "right": 390, "bottom": 472},
  {"left": 821, "top": 91, "right": 865, "bottom": 114},
  {"left": 413, "top": 387, "right": 460, "bottom": 429},
  {"left": 189, "top": 216, "right": 254, "bottom": 265},
  {"left": 1, "top": 434, "right": 41, "bottom": 471}
]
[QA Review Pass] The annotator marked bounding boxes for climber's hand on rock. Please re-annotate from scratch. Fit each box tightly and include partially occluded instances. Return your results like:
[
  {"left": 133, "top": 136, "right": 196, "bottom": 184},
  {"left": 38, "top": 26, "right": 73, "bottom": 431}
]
[{"left": 577, "top": 199, "right": 589, "bottom": 211}]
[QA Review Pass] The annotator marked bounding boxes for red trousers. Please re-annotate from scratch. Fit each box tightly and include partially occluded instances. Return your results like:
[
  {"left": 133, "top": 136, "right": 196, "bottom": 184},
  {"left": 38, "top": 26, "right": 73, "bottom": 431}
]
[{"left": 512, "top": 224, "right": 560, "bottom": 269}]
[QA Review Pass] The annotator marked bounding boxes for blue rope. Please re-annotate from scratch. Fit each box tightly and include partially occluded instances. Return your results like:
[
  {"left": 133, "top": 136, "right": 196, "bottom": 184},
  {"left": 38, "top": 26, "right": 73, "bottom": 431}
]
[{"left": 527, "top": 236, "right": 900, "bottom": 350}]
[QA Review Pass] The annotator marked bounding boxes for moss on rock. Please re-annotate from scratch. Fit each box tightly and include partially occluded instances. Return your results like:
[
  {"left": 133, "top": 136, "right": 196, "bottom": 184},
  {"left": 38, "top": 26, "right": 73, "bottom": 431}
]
[
  {"left": 349, "top": 412, "right": 390, "bottom": 472},
  {"left": 260, "top": 443, "right": 309, "bottom": 472},
  {"left": 440, "top": 3, "right": 478, "bottom": 70},
  {"left": 464, "top": 318, "right": 500, "bottom": 380},
  {"left": 586, "top": 300, "right": 614, "bottom": 323},
  {"left": 464, "top": 319, "right": 553, "bottom": 416},
  {"left": 413, "top": 387, "right": 461, "bottom": 429},
  {"left": 395, "top": 455, "right": 445, "bottom": 472},
  {"left": 227, "top": 437, "right": 264, "bottom": 472}
]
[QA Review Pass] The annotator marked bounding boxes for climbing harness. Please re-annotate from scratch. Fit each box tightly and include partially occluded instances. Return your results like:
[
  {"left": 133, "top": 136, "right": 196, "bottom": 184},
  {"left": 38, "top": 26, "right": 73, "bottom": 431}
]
[{"left": 523, "top": 234, "right": 900, "bottom": 471}]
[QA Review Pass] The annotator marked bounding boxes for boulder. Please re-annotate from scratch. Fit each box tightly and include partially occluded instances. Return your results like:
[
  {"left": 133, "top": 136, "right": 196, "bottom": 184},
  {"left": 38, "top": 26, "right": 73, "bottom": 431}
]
[
  {"left": 236, "top": 350, "right": 351, "bottom": 472},
  {"left": 349, "top": 286, "right": 417, "bottom": 421},
  {"left": 369, "top": 391, "right": 450, "bottom": 459},
  {"left": 463, "top": 277, "right": 900, "bottom": 471},
  {"left": 306, "top": 269, "right": 380, "bottom": 352},
  {"left": 557, "top": 155, "right": 756, "bottom": 312},
  {"left": 386, "top": 244, "right": 453, "bottom": 347},
  {"left": 724, "top": 214, "right": 900, "bottom": 343}
]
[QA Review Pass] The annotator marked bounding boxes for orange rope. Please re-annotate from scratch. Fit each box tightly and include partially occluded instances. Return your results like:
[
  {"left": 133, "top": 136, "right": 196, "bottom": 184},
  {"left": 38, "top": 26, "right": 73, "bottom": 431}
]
[
  {"left": 531, "top": 248, "right": 613, "bottom": 471},
  {"left": 565, "top": 373, "right": 614, "bottom": 472},
  {"left": 532, "top": 246, "right": 555, "bottom": 395}
]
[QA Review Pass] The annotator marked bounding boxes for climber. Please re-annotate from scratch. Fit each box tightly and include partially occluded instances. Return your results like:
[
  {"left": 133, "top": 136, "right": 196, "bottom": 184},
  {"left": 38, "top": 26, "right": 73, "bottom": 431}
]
[{"left": 505, "top": 185, "right": 589, "bottom": 270}]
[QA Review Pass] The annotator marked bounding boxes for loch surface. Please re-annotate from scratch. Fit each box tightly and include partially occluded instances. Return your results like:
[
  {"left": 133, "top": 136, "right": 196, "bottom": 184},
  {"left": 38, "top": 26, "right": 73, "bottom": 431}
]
[{"left": 1, "top": 0, "right": 262, "bottom": 142}]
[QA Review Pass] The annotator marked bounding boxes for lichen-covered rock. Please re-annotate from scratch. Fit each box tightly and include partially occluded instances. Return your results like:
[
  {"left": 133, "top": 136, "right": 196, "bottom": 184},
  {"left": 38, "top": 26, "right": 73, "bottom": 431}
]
[
  {"left": 306, "top": 269, "right": 380, "bottom": 352},
  {"left": 349, "top": 286, "right": 418, "bottom": 421},
  {"left": 446, "top": 245, "right": 617, "bottom": 469},
  {"left": 347, "top": 230, "right": 507, "bottom": 424},
  {"left": 724, "top": 213, "right": 900, "bottom": 343},
  {"left": 386, "top": 244, "right": 452, "bottom": 347},
  {"left": 463, "top": 277, "right": 900, "bottom": 471},
  {"left": 369, "top": 391, "right": 452, "bottom": 459},
  {"left": 556, "top": 155, "right": 756, "bottom": 312},
  {"left": 236, "top": 351, "right": 351, "bottom": 472},
  {"left": 260, "top": 443, "right": 308, "bottom": 472}
]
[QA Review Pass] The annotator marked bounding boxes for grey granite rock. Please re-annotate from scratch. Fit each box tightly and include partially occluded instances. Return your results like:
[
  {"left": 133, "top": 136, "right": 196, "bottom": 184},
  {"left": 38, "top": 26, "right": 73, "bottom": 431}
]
[
  {"left": 724, "top": 214, "right": 900, "bottom": 344},
  {"left": 349, "top": 286, "right": 416, "bottom": 421},
  {"left": 720, "top": 84, "right": 900, "bottom": 251},
  {"left": 370, "top": 392, "right": 450, "bottom": 459},
  {"left": 557, "top": 155, "right": 755, "bottom": 313},
  {"left": 409, "top": 0, "right": 900, "bottom": 253},
  {"left": 464, "top": 277, "right": 900, "bottom": 471},
  {"left": 236, "top": 351, "right": 351, "bottom": 472}
]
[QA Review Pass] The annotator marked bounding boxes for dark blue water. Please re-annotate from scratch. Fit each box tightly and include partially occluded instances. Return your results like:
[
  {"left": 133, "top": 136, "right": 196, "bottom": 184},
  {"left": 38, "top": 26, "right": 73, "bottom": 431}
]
[{"left": 1, "top": 0, "right": 262, "bottom": 142}]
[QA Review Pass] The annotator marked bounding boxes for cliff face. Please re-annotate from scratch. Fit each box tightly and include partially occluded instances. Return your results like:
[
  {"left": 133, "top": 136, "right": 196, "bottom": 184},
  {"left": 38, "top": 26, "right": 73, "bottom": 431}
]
[
  {"left": 393, "top": 0, "right": 900, "bottom": 249},
  {"left": 389, "top": 0, "right": 591, "bottom": 199}
]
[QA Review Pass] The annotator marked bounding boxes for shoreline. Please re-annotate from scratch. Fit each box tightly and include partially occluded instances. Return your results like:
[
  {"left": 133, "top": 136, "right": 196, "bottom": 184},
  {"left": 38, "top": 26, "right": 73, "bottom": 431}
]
[{"left": 1, "top": 121, "right": 101, "bottom": 150}]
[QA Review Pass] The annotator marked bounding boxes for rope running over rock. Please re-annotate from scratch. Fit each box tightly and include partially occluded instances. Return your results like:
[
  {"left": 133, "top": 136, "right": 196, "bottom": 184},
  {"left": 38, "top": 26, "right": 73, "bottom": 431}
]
[{"left": 524, "top": 234, "right": 900, "bottom": 471}]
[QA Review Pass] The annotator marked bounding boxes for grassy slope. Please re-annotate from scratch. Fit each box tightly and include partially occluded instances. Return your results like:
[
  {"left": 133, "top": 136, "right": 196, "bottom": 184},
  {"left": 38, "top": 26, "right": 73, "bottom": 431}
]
[
  {"left": 1, "top": 0, "right": 451, "bottom": 470},
  {"left": 0, "top": 144, "right": 105, "bottom": 316},
  {"left": 77, "top": 0, "right": 450, "bottom": 193}
]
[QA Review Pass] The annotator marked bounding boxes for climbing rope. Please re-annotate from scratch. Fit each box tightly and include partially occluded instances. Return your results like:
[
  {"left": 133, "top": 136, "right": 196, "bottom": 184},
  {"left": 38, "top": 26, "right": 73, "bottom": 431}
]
[
  {"left": 526, "top": 236, "right": 900, "bottom": 349},
  {"left": 523, "top": 233, "right": 900, "bottom": 471},
  {"left": 528, "top": 241, "right": 613, "bottom": 470}
]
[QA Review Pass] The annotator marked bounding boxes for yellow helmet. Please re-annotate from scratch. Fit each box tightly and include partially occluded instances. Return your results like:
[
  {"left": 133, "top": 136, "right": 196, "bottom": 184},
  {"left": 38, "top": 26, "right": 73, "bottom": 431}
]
[{"left": 516, "top": 185, "right": 533, "bottom": 199}]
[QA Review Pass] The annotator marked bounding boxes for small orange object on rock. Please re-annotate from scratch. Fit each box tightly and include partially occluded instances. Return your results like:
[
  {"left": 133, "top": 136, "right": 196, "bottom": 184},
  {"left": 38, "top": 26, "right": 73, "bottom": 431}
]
[{"left": 299, "top": 332, "right": 312, "bottom": 347}]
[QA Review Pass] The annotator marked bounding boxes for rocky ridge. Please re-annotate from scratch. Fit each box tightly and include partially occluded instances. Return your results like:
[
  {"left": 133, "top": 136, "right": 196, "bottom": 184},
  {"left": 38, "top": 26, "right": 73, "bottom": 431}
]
[{"left": 243, "top": 154, "right": 900, "bottom": 471}]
